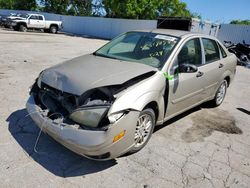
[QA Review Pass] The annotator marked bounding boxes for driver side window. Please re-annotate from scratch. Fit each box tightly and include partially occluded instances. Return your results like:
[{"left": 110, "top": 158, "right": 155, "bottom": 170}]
[
  {"left": 30, "top": 15, "right": 38, "bottom": 20},
  {"left": 178, "top": 38, "right": 202, "bottom": 66}
]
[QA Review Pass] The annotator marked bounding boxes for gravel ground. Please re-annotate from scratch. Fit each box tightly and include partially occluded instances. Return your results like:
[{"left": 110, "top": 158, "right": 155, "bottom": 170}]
[{"left": 0, "top": 28, "right": 250, "bottom": 188}]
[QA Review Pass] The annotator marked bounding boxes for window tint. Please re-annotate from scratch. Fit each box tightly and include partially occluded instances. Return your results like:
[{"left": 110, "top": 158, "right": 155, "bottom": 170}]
[
  {"left": 38, "top": 16, "right": 43, "bottom": 20},
  {"left": 202, "top": 38, "right": 220, "bottom": 63},
  {"left": 218, "top": 42, "right": 227, "bottom": 58},
  {"left": 178, "top": 38, "right": 202, "bottom": 66}
]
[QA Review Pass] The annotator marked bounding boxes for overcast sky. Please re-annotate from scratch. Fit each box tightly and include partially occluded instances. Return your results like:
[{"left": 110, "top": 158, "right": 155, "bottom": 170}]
[{"left": 182, "top": 0, "right": 250, "bottom": 23}]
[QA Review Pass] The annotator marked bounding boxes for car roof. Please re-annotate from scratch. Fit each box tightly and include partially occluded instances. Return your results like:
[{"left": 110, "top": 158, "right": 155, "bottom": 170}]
[
  {"left": 135, "top": 29, "right": 217, "bottom": 40},
  {"left": 28, "top": 13, "right": 42, "bottom": 16},
  {"left": 151, "top": 29, "right": 193, "bottom": 37}
]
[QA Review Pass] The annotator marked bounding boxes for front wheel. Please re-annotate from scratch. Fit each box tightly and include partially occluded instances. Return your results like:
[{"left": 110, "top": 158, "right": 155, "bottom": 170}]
[
  {"left": 210, "top": 80, "right": 227, "bottom": 107},
  {"left": 128, "top": 108, "right": 155, "bottom": 154},
  {"left": 50, "top": 26, "right": 58, "bottom": 34},
  {"left": 19, "top": 25, "right": 27, "bottom": 32}
]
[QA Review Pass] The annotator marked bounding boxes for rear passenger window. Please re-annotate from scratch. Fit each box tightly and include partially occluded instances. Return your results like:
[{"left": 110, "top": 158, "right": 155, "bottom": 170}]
[
  {"left": 38, "top": 16, "right": 43, "bottom": 20},
  {"left": 218, "top": 43, "right": 227, "bottom": 58},
  {"left": 202, "top": 38, "right": 220, "bottom": 63}
]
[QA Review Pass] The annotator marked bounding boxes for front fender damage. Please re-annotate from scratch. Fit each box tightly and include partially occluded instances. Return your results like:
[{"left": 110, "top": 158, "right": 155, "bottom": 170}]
[{"left": 30, "top": 71, "right": 156, "bottom": 130}]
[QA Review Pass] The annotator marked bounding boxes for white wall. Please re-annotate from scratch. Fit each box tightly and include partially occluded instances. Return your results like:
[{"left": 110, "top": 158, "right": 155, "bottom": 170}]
[
  {"left": 217, "top": 24, "right": 250, "bottom": 44},
  {"left": 6, "top": 9, "right": 245, "bottom": 43},
  {"left": 61, "top": 16, "right": 157, "bottom": 39},
  {"left": 191, "top": 18, "right": 219, "bottom": 36},
  {"left": 0, "top": 9, "right": 157, "bottom": 39}
]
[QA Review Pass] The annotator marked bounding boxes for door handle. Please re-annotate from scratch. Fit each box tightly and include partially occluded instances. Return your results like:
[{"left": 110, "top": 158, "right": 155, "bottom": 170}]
[
  {"left": 196, "top": 71, "right": 204, "bottom": 78},
  {"left": 219, "top": 63, "right": 224, "bottom": 68}
]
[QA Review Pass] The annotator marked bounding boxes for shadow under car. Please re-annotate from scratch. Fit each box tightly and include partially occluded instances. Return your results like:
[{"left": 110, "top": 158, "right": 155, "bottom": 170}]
[{"left": 6, "top": 109, "right": 117, "bottom": 177}]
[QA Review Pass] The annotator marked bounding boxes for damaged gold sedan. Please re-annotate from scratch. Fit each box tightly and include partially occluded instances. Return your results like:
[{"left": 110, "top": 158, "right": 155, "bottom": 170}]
[{"left": 27, "top": 29, "right": 237, "bottom": 160}]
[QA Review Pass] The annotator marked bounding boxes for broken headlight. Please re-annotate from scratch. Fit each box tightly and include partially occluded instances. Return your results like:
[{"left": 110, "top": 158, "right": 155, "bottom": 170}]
[
  {"left": 108, "top": 112, "right": 125, "bottom": 123},
  {"left": 69, "top": 106, "right": 109, "bottom": 128}
]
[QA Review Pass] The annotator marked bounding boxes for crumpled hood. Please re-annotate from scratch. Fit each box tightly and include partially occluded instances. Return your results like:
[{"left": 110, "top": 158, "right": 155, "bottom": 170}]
[{"left": 40, "top": 54, "right": 156, "bottom": 96}]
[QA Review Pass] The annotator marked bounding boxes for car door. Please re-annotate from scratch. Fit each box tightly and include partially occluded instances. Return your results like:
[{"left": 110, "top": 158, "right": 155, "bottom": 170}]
[
  {"left": 37, "top": 15, "right": 46, "bottom": 28},
  {"left": 200, "top": 38, "right": 224, "bottom": 98},
  {"left": 28, "top": 15, "right": 39, "bottom": 28},
  {"left": 165, "top": 37, "right": 208, "bottom": 118}
]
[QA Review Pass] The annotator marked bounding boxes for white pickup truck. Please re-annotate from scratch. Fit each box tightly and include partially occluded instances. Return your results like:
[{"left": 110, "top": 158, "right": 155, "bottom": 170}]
[{"left": 11, "top": 13, "right": 63, "bottom": 34}]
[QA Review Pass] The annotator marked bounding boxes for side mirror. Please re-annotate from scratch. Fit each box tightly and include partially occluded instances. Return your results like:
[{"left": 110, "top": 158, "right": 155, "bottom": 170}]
[{"left": 179, "top": 63, "right": 198, "bottom": 73}]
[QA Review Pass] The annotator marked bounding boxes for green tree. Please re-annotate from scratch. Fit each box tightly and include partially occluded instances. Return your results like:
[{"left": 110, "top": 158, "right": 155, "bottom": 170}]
[
  {"left": 230, "top": 20, "right": 250, "bottom": 25},
  {"left": 0, "top": 0, "right": 14, "bottom": 9},
  {"left": 103, "top": 0, "right": 191, "bottom": 19},
  {"left": 68, "top": 0, "right": 92, "bottom": 16},
  {"left": 191, "top": 12, "right": 202, "bottom": 19},
  {"left": 39, "top": 0, "right": 92, "bottom": 16},
  {"left": 0, "top": 0, "right": 36, "bottom": 10},
  {"left": 160, "top": 0, "right": 191, "bottom": 17},
  {"left": 40, "top": 0, "right": 70, "bottom": 14},
  {"left": 13, "top": 0, "right": 36, "bottom": 10}
]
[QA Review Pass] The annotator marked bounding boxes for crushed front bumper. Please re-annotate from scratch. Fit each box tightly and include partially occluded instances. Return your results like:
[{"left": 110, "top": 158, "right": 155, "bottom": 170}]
[{"left": 26, "top": 94, "right": 139, "bottom": 160}]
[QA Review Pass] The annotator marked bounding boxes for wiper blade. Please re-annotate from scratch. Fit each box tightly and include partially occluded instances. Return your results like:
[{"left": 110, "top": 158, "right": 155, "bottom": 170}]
[{"left": 93, "top": 52, "right": 118, "bottom": 60}]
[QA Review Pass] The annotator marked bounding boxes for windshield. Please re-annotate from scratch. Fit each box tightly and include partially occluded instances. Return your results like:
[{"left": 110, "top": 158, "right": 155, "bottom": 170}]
[{"left": 94, "top": 32, "right": 179, "bottom": 69}]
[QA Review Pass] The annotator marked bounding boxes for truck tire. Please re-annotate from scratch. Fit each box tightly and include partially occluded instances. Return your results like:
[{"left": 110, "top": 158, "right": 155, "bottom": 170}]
[
  {"left": 50, "top": 26, "right": 58, "bottom": 34},
  {"left": 19, "top": 25, "right": 27, "bottom": 32},
  {"left": 13, "top": 26, "right": 19, "bottom": 31}
]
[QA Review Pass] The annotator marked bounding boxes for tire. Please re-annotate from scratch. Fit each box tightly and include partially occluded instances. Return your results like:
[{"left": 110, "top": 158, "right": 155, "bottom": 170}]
[
  {"left": 209, "top": 80, "right": 227, "bottom": 107},
  {"left": 13, "top": 26, "right": 19, "bottom": 31},
  {"left": 128, "top": 108, "right": 155, "bottom": 154},
  {"left": 50, "top": 26, "right": 58, "bottom": 34},
  {"left": 19, "top": 25, "right": 27, "bottom": 32}
]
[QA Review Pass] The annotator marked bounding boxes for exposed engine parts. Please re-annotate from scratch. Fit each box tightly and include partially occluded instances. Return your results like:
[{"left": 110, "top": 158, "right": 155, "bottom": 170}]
[{"left": 30, "top": 71, "right": 156, "bottom": 129}]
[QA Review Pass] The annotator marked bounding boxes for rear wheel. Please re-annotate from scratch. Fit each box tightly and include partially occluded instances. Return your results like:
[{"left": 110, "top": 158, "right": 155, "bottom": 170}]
[
  {"left": 210, "top": 80, "right": 227, "bottom": 107},
  {"left": 50, "top": 26, "right": 58, "bottom": 34},
  {"left": 128, "top": 108, "right": 155, "bottom": 154},
  {"left": 19, "top": 25, "right": 27, "bottom": 32}
]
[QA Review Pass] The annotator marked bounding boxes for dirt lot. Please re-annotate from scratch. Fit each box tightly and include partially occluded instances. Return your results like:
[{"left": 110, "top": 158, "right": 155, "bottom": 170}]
[{"left": 0, "top": 28, "right": 250, "bottom": 188}]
